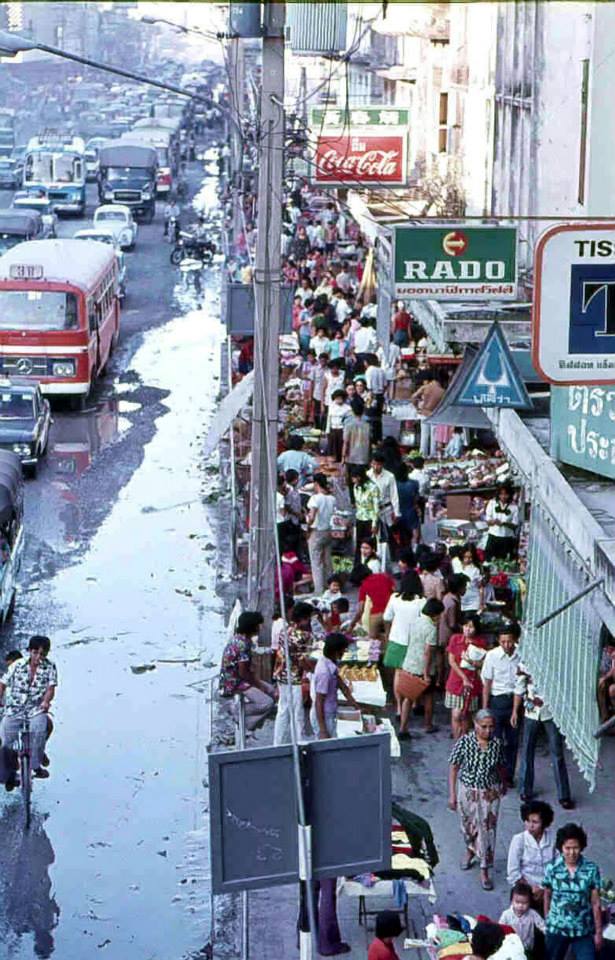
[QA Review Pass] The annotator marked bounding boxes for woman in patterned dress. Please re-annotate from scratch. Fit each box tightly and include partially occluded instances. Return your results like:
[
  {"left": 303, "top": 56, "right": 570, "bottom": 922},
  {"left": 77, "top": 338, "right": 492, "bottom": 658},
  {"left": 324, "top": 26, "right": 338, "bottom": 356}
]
[{"left": 448, "top": 708, "right": 507, "bottom": 890}]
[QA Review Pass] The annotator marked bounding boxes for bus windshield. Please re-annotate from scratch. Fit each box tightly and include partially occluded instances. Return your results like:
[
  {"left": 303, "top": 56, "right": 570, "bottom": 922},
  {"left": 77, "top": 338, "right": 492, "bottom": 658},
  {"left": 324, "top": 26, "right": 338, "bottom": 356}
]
[
  {"left": 25, "top": 152, "right": 81, "bottom": 184},
  {"left": 0, "top": 290, "right": 79, "bottom": 331}
]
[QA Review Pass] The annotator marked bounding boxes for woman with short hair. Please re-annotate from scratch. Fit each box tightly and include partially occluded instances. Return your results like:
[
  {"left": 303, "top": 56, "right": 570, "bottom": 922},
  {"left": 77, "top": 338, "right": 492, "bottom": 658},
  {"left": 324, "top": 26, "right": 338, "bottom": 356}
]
[
  {"left": 507, "top": 800, "right": 555, "bottom": 910},
  {"left": 544, "top": 823, "right": 602, "bottom": 960},
  {"left": 448, "top": 708, "right": 507, "bottom": 890}
]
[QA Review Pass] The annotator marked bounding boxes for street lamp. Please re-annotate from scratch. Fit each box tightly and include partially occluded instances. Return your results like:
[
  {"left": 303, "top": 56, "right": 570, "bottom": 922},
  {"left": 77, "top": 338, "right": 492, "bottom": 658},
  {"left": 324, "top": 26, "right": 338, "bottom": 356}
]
[
  {"left": 0, "top": 29, "right": 215, "bottom": 107},
  {"left": 140, "top": 15, "right": 221, "bottom": 42}
]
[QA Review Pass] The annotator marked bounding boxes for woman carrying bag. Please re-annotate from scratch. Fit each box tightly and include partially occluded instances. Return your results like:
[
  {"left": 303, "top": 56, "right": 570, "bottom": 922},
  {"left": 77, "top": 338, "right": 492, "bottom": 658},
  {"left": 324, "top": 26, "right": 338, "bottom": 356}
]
[{"left": 395, "top": 598, "right": 444, "bottom": 739}]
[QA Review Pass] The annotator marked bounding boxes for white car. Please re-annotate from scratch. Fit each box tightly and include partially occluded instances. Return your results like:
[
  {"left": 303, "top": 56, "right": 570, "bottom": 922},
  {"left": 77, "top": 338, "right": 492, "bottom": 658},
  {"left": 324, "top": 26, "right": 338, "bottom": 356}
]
[
  {"left": 93, "top": 204, "right": 138, "bottom": 250},
  {"left": 73, "top": 227, "right": 127, "bottom": 299}
]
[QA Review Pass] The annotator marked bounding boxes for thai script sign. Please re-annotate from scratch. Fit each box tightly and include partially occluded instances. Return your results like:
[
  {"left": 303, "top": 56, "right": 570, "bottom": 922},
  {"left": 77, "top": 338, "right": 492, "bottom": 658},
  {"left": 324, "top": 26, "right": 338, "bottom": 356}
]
[{"left": 551, "top": 384, "right": 615, "bottom": 479}]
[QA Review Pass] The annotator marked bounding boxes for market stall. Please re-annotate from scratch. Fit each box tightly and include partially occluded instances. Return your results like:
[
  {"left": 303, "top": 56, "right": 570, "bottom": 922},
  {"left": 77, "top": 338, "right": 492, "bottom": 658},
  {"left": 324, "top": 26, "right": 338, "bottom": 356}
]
[{"left": 338, "top": 803, "right": 438, "bottom": 932}]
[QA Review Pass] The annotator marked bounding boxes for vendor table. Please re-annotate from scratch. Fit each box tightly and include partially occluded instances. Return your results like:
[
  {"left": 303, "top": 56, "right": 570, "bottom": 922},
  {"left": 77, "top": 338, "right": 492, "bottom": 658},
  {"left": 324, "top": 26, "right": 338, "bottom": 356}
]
[
  {"left": 339, "top": 676, "right": 387, "bottom": 709},
  {"left": 337, "top": 716, "right": 400, "bottom": 758},
  {"left": 338, "top": 875, "right": 436, "bottom": 932}
]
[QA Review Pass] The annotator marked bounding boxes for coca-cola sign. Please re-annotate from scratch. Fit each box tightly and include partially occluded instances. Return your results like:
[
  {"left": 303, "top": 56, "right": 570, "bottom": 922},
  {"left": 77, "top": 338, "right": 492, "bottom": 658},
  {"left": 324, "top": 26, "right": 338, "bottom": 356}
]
[{"left": 313, "top": 133, "right": 407, "bottom": 186}]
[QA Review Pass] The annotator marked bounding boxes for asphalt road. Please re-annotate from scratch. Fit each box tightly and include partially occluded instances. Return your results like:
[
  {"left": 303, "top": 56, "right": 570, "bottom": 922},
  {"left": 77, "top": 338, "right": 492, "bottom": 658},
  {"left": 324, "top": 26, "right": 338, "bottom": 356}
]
[{"left": 0, "top": 151, "right": 226, "bottom": 960}]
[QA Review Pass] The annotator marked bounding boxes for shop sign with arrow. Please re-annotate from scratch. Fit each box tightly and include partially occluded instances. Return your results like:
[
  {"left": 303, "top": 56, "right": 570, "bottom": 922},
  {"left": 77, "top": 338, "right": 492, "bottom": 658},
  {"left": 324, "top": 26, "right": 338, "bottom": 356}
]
[
  {"left": 455, "top": 321, "right": 533, "bottom": 409},
  {"left": 392, "top": 224, "right": 517, "bottom": 300}
]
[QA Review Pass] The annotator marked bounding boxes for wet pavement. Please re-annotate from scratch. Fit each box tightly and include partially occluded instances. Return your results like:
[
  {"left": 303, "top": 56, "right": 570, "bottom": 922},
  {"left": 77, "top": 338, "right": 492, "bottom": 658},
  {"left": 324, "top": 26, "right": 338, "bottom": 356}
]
[{"left": 0, "top": 161, "right": 226, "bottom": 959}]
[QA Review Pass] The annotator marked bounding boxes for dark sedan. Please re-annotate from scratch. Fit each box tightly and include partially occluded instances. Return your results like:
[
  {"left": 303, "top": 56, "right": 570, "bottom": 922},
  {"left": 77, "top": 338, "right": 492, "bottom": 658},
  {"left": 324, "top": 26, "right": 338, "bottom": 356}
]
[{"left": 0, "top": 379, "right": 51, "bottom": 477}]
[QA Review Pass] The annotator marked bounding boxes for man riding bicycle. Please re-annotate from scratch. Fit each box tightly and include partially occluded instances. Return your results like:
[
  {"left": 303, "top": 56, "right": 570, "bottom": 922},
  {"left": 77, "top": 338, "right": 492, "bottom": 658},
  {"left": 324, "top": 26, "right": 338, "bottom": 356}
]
[{"left": 0, "top": 636, "right": 57, "bottom": 790}]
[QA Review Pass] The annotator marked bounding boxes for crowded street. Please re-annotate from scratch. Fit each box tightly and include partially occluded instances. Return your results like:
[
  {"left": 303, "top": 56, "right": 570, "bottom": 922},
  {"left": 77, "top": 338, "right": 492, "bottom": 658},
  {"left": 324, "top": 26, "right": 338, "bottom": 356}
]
[{"left": 0, "top": 3, "right": 615, "bottom": 960}]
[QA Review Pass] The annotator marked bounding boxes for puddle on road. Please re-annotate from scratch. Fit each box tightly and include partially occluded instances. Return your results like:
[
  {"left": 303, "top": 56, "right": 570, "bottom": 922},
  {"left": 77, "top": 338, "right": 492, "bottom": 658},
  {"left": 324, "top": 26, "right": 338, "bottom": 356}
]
[{"left": 2, "top": 280, "right": 227, "bottom": 959}]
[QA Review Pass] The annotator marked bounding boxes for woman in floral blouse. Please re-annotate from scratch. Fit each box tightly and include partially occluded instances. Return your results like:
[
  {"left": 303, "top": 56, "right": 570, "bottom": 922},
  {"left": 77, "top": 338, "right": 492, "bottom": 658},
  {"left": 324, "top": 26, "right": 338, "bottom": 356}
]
[
  {"left": 544, "top": 823, "right": 602, "bottom": 960},
  {"left": 448, "top": 708, "right": 507, "bottom": 890}
]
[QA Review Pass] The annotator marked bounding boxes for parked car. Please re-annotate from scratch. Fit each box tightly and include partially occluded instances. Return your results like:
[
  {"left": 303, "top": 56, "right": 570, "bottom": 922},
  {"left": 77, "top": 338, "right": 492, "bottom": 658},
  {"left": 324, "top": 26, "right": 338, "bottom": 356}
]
[
  {"left": 73, "top": 227, "right": 128, "bottom": 299},
  {"left": 93, "top": 204, "right": 138, "bottom": 250},
  {"left": 0, "top": 379, "right": 51, "bottom": 477}
]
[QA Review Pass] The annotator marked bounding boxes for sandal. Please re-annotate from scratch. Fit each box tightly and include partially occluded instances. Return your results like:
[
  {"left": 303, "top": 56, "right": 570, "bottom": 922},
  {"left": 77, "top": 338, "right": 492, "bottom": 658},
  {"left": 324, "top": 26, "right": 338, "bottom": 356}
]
[
  {"left": 481, "top": 877, "right": 494, "bottom": 891},
  {"left": 460, "top": 855, "right": 476, "bottom": 871}
]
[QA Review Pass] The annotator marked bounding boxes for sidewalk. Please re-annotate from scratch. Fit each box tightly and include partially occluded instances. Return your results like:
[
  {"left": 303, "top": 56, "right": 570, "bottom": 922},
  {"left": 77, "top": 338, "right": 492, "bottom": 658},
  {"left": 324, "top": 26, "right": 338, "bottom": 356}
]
[{"left": 246, "top": 703, "right": 615, "bottom": 959}]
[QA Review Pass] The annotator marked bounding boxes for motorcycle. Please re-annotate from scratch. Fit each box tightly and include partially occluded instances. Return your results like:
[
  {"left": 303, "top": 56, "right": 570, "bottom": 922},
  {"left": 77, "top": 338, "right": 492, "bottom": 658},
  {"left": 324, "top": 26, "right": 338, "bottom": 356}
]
[{"left": 170, "top": 232, "right": 216, "bottom": 266}]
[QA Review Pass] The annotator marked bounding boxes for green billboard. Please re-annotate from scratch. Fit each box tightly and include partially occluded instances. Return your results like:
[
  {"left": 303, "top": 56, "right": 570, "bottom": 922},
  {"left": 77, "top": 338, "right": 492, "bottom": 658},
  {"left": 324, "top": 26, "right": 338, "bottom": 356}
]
[
  {"left": 551, "top": 385, "right": 615, "bottom": 480},
  {"left": 393, "top": 225, "right": 517, "bottom": 300}
]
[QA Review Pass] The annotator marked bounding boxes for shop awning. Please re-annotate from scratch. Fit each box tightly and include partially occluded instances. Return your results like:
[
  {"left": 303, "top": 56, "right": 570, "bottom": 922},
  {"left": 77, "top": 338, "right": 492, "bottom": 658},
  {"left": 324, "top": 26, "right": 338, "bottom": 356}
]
[
  {"left": 425, "top": 348, "right": 492, "bottom": 429},
  {"left": 203, "top": 371, "right": 254, "bottom": 460}
]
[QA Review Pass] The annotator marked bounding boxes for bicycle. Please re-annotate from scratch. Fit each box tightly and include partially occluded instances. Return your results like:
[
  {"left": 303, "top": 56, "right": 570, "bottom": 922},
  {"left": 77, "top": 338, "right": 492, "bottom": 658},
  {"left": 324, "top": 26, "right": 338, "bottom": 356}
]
[{"left": 15, "top": 713, "right": 33, "bottom": 829}]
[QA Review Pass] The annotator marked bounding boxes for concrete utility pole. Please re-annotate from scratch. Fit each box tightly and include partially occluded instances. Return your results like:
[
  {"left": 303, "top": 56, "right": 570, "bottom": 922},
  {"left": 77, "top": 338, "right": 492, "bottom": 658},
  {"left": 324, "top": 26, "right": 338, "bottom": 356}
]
[
  {"left": 227, "top": 35, "right": 245, "bottom": 242},
  {"left": 247, "top": 1, "right": 285, "bottom": 621}
]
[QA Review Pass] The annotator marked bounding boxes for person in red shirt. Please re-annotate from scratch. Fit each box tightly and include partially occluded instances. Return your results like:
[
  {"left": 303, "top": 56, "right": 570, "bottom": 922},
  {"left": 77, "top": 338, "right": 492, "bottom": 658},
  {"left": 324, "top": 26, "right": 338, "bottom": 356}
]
[
  {"left": 368, "top": 911, "right": 403, "bottom": 960},
  {"left": 391, "top": 303, "right": 413, "bottom": 347},
  {"left": 347, "top": 566, "right": 395, "bottom": 639},
  {"left": 444, "top": 613, "right": 488, "bottom": 739}
]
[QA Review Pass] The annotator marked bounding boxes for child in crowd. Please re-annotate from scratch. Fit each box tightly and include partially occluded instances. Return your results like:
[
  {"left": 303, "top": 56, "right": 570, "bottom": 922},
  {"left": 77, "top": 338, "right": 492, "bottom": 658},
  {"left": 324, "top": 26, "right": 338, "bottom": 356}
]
[
  {"left": 368, "top": 911, "right": 403, "bottom": 960},
  {"left": 499, "top": 880, "right": 545, "bottom": 955},
  {"left": 326, "top": 389, "right": 351, "bottom": 462},
  {"left": 326, "top": 597, "right": 349, "bottom": 630},
  {"left": 322, "top": 574, "right": 344, "bottom": 605}
]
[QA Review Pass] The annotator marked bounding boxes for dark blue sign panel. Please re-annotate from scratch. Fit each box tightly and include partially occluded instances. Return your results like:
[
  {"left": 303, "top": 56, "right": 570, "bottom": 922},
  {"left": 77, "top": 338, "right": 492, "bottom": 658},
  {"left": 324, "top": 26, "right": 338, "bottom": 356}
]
[
  {"left": 569, "top": 263, "right": 615, "bottom": 354},
  {"left": 209, "top": 735, "right": 391, "bottom": 894},
  {"left": 456, "top": 321, "right": 532, "bottom": 409}
]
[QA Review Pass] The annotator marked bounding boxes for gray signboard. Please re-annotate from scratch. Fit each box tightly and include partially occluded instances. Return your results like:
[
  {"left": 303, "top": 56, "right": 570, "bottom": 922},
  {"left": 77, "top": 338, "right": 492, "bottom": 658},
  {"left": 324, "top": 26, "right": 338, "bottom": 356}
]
[
  {"left": 225, "top": 282, "right": 294, "bottom": 336},
  {"left": 229, "top": 2, "right": 262, "bottom": 38},
  {"left": 308, "top": 735, "right": 391, "bottom": 880},
  {"left": 209, "top": 735, "right": 391, "bottom": 895}
]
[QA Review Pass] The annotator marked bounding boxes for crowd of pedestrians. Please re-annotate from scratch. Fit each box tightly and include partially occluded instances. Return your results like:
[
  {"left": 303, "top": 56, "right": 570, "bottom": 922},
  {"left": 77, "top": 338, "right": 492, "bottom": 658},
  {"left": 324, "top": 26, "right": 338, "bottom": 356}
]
[{"left": 217, "top": 180, "right": 608, "bottom": 959}]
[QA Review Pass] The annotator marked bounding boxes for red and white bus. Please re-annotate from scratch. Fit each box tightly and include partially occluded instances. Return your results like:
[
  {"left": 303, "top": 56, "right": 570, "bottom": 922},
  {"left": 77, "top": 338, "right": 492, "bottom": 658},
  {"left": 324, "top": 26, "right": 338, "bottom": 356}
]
[{"left": 0, "top": 239, "right": 120, "bottom": 406}]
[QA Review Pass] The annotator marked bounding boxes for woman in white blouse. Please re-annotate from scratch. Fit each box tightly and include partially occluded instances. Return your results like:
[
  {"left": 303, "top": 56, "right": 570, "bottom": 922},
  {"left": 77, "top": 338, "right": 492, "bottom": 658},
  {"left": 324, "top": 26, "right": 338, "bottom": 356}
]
[
  {"left": 484, "top": 484, "right": 519, "bottom": 561},
  {"left": 507, "top": 799, "right": 555, "bottom": 910},
  {"left": 452, "top": 543, "right": 484, "bottom": 614}
]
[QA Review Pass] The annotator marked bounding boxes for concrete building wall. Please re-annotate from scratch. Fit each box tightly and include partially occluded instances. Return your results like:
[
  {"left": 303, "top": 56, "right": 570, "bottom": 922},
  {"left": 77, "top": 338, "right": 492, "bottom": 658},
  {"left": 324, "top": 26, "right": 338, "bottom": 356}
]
[{"left": 491, "top": 2, "right": 615, "bottom": 278}]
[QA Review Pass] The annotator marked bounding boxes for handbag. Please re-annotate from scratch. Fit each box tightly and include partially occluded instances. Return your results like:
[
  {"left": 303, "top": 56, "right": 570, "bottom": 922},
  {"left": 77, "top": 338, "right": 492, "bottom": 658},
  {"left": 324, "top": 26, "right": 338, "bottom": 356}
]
[{"left": 396, "top": 670, "right": 430, "bottom": 701}]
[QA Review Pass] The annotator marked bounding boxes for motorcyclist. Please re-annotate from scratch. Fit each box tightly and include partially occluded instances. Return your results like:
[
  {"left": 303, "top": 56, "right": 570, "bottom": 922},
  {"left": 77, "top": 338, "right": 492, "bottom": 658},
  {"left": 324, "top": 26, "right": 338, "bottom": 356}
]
[{"left": 163, "top": 198, "right": 181, "bottom": 239}]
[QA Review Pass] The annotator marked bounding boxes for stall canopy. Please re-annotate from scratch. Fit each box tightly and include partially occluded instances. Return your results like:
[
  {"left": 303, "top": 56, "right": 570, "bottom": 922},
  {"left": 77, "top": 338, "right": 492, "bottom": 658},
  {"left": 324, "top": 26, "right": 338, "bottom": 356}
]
[
  {"left": 521, "top": 502, "right": 603, "bottom": 790},
  {"left": 425, "top": 347, "right": 492, "bottom": 429}
]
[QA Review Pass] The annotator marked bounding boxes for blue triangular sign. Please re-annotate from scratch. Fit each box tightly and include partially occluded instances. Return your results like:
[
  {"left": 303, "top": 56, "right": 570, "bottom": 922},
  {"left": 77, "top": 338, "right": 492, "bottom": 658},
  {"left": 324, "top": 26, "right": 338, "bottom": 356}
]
[{"left": 456, "top": 321, "right": 533, "bottom": 410}]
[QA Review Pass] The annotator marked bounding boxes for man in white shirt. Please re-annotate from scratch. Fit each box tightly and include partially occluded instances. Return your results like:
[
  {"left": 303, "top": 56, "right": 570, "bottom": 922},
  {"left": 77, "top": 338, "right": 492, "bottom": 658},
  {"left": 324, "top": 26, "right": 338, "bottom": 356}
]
[
  {"left": 409, "top": 457, "right": 430, "bottom": 497},
  {"left": 306, "top": 473, "right": 336, "bottom": 595},
  {"left": 333, "top": 289, "right": 352, "bottom": 325},
  {"left": 367, "top": 452, "right": 399, "bottom": 563},
  {"left": 512, "top": 667, "right": 574, "bottom": 808},
  {"left": 481, "top": 621, "right": 521, "bottom": 784},
  {"left": 353, "top": 319, "right": 378, "bottom": 360}
]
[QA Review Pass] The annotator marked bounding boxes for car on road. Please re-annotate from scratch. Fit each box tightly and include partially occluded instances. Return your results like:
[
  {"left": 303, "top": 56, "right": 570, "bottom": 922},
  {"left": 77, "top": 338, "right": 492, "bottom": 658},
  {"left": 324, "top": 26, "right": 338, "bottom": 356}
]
[
  {"left": 0, "top": 209, "right": 49, "bottom": 254},
  {"left": 0, "top": 378, "right": 51, "bottom": 477},
  {"left": 0, "top": 157, "right": 18, "bottom": 190},
  {"left": 12, "top": 190, "right": 58, "bottom": 237},
  {"left": 73, "top": 227, "right": 128, "bottom": 299},
  {"left": 93, "top": 204, "right": 138, "bottom": 250}
]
